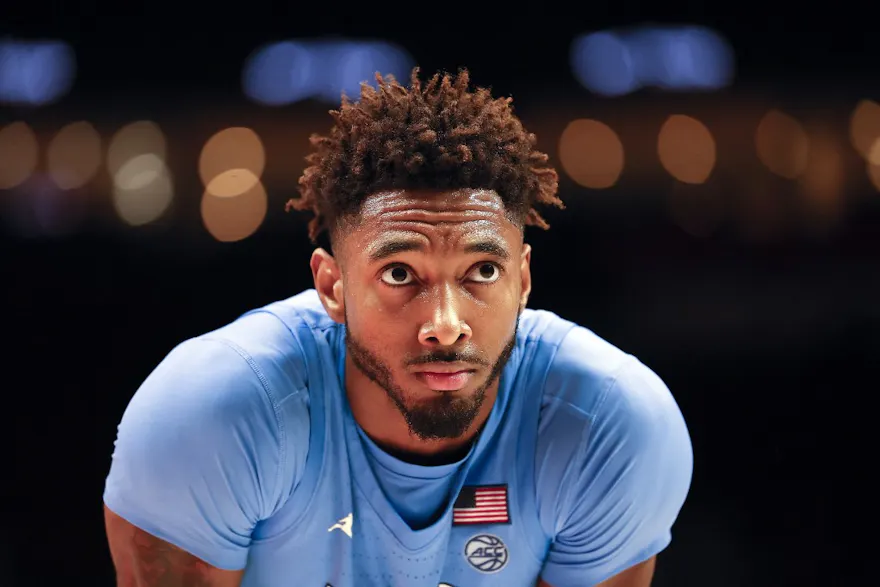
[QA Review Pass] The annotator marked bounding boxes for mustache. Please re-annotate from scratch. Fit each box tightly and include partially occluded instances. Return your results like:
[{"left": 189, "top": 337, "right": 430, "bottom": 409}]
[{"left": 405, "top": 349, "right": 491, "bottom": 367}]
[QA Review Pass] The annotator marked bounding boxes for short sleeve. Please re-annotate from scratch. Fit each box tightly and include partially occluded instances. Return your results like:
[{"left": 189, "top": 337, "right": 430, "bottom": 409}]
[
  {"left": 103, "top": 338, "right": 286, "bottom": 571},
  {"left": 539, "top": 357, "right": 693, "bottom": 587}
]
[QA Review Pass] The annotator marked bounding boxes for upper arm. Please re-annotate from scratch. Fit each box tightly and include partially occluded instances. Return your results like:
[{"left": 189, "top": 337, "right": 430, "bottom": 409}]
[
  {"left": 538, "top": 343, "right": 693, "bottom": 586},
  {"left": 105, "top": 505, "right": 244, "bottom": 587},
  {"left": 103, "top": 337, "right": 303, "bottom": 572}
]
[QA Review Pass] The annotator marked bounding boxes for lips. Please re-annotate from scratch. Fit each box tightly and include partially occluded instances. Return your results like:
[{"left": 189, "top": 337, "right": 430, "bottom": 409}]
[{"left": 414, "top": 369, "right": 475, "bottom": 391}]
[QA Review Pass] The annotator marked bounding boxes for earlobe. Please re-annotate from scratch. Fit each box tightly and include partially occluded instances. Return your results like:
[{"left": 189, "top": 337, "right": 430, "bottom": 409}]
[{"left": 310, "top": 248, "right": 345, "bottom": 323}]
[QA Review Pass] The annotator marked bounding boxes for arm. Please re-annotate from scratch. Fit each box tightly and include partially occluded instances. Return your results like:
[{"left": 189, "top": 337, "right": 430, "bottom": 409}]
[
  {"left": 105, "top": 506, "right": 244, "bottom": 587},
  {"left": 103, "top": 337, "right": 306, "bottom": 584},
  {"left": 537, "top": 556, "right": 656, "bottom": 587}
]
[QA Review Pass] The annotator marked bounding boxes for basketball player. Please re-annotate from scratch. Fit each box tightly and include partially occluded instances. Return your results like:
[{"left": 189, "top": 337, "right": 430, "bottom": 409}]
[{"left": 103, "top": 69, "right": 693, "bottom": 586}]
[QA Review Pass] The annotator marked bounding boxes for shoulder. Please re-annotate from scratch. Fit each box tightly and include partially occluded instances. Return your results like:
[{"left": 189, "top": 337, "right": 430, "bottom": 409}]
[
  {"left": 532, "top": 315, "right": 681, "bottom": 449},
  {"left": 109, "top": 290, "right": 330, "bottom": 512},
  {"left": 517, "top": 308, "right": 633, "bottom": 428},
  {"left": 198, "top": 288, "right": 336, "bottom": 399},
  {"left": 104, "top": 335, "right": 295, "bottom": 570},
  {"left": 529, "top": 312, "right": 693, "bottom": 536}
]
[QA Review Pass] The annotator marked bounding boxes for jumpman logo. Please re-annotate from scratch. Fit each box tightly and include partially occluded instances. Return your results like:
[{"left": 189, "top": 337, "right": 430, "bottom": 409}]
[{"left": 328, "top": 513, "right": 353, "bottom": 538}]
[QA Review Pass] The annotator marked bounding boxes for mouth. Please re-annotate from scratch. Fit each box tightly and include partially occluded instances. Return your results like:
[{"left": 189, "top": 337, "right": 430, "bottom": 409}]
[{"left": 412, "top": 364, "right": 477, "bottom": 391}]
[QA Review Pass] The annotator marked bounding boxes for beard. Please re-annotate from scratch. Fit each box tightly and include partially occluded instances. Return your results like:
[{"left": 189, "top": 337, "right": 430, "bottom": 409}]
[{"left": 345, "top": 318, "right": 519, "bottom": 441}]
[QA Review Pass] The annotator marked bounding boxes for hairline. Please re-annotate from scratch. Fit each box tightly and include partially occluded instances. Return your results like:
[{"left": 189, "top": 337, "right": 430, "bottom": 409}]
[{"left": 328, "top": 189, "right": 526, "bottom": 246}]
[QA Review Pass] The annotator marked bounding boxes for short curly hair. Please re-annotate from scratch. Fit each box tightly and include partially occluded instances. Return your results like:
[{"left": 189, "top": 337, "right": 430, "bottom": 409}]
[{"left": 287, "top": 67, "right": 563, "bottom": 243}]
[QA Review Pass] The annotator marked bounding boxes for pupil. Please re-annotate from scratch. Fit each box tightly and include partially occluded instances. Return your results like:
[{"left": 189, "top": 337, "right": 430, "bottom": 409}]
[
  {"left": 391, "top": 267, "right": 407, "bottom": 282},
  {"left": 479, "top": 264, "right": 495, "bottom": 278}
]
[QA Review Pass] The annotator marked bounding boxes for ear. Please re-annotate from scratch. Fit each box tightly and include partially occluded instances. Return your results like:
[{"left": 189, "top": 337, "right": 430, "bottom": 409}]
[
  {"left": 310, "top": 248, "right": 345, "bottom": 323},
  {"left": 519, "top": 242, "right": 532, "bottom": 310}
]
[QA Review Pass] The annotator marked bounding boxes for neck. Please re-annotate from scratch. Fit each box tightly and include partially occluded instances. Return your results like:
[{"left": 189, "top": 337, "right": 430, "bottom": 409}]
[{"left": 344, "top": 354, "right": 499, "bottom": 466}]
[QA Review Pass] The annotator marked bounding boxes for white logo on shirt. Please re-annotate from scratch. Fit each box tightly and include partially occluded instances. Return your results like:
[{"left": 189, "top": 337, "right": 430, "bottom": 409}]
[
  {"left": 464, "top": 533, "right": 508, "bottom": 573},
  {"left": 328, "top": 513, "right": 353, "bottom": 538}
]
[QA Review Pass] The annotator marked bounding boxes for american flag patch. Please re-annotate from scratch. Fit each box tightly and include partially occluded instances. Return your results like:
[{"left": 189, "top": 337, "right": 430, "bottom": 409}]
[{"left": 452, "top": 485, "right": 510, "bottom": 525}]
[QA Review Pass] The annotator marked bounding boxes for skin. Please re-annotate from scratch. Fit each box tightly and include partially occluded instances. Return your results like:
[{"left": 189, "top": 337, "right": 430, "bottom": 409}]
[
  {"left": 104, "top": 188, "right": 656, "bottom": 586},
  {"left": 312, "top": 189, "right": 529, "bottom": 463},
  {"left": 104, "top": 506, "right": 243, "bottom": 587}
]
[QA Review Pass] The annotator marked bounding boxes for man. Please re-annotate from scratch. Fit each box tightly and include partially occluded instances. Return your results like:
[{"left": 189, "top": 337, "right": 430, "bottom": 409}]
[{"left": 103, "top": 68, "right": 693, "bottom": 586}]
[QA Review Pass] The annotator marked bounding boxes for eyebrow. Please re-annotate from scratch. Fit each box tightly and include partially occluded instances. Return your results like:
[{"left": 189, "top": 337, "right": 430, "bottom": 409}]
[
  {"left": 463, "top": 240, "right": 510, "bottom": 260},
  {"left": 366, "top": 239, "right": 511, "bottom": 262}
]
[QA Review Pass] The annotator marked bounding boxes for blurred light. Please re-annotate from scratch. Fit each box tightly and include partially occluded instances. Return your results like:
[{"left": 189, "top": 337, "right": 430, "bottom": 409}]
[
  {"left": 571, "top": 26, "right": 734, "bottom": 96},
  {"left": 658, "top": 115, "right": 716, "bottom": 184},
  {"left": 242, "top": 38, "right": 414, "bottom": 105},
  {"left": 849, "top": 99, "right": 880, "bottom": 161},
  {"left": 199, "top": 127, "right": 264, "bottom": 192},
  {"left": 201, "top": 181, "right": 268, "bottom": 242},
  {"left": 0, "top": 122, "right": 39, "bottom": 189},
  {"left": 754, "top": 110, "right": 809, "bottom": 179},
  {"left": 869, "top": 138, "right": 880, "bottom": 167},
  {"left": 0, "top": 39, "right": 76, "bottom": 105},
  {"left": 330, "top": 41, "right": 413, "bottom": 101},
  {"left": 570, "top": 33, "right": 637, "bottom": 97},
  {"left": 867, "top": 161, "right": 880, "bottom": 191},
  {"left": 47, "top": 121, "right": 102, "bottom": 189},
  {"left": 206, "top": 168, "right": 261, "bottom": 198},
  {"left": 799, "top": 130, "right": 843, "bottom": 229},
  {"left": 558, "top": 119, "right": 624, "bottom": 189},
  {"left": 242, "top": 41, "right": 314, "bottom": 105},
  {"left": 632, "top": 27, "right": 734, "bottom": 91},
  {"left": 107, "top": 121, "right": 166, "bottom": 177},
  {"left": 112, "top": 153, "right": 173, "bottom": 226}
]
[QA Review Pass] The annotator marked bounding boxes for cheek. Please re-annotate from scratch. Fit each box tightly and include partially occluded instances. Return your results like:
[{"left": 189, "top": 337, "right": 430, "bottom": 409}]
[
  {"left": 475, "top": 287, "right": 520, "bottom": 320},
  {"left": 346, "top": 297, "right": 409, "bottom": 348},
  {"left": 348, "top": 297, "right": 404, "bottom": 335},
  {"left": 471, "top": 307, "right": 518, "bottom": 342}
]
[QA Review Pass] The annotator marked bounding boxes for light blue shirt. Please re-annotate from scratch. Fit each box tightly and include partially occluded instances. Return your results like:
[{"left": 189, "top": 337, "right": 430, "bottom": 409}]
[{"left": 104, "top": 289, "right": 692, "bottom": 586}]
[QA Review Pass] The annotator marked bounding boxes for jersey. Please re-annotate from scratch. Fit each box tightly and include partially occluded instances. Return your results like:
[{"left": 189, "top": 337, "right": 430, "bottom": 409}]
[{"left": 103, "top": 289, "right": 693, "bottom": 586}]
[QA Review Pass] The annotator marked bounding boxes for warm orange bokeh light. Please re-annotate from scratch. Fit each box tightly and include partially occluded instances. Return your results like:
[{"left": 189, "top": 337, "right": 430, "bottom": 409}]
[
  {"left": 201, "top": 180, "right": 268, "bottom": 242},
  {"left": 867, "top": 161, "right": 880, "bottom": 191},
  {"left": 199, "top": 127, "right": 265, "bottom": 193},
  {"left": 0, "top": 122, "right": 39, "bottom": 189},
  {"left": 107, "top": 121, "right": 166, "bottom": 177},
  {"left": 849, "top": 100, "right": 880, "bottom": 162},
  {"left": 755, "top": 110, "right": 809, "bottom": 179},
  {"left": 205, "top": 168, "right": 262, "bottom": 198},
  {"left": 558, "top": 119, "right": 624, "bottom": 189},
  {"left": 48, "top": 121, "right": 103, "bottom": 189},
  {"left": 657, "top": 115, "right": 716, "bottom": 185}
]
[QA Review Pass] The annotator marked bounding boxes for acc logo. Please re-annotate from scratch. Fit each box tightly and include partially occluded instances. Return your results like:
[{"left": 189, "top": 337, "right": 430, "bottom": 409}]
[{"left": 463, "top": 533, "right": 508, "bottom": 573}]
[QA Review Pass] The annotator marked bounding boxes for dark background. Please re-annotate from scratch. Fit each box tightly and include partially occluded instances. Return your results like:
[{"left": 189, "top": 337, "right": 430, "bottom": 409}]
[{"left": 3, "top": 2, "right": 875, "bottom": 585}]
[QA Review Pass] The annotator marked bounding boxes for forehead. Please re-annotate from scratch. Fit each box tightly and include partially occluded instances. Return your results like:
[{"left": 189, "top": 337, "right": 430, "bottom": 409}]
[
  {"left": 341, "top": 189, "right": 521, "bottom": 257},
  {"left": 359, "top": 189, "right": 512, "bottom": 224}
]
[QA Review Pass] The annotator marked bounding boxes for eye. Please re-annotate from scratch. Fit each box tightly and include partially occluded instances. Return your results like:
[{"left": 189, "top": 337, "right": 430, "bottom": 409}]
[
  {"left": 380, "top": 265, "right": 415, "bottom": 286},
  {"left": 467, "top": 262, "right": 502, "bottom": 284}
]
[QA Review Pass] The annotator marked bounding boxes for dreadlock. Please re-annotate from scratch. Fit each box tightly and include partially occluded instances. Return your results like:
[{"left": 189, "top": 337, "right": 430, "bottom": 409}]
[{"left": 287, "top": 67, "right": 563, "bottom": 243}]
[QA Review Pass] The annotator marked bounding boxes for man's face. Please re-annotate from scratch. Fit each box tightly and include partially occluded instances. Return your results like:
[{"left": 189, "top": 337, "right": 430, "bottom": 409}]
[{"left": 334, "top": 189, "right": 531, "bottom": 441}]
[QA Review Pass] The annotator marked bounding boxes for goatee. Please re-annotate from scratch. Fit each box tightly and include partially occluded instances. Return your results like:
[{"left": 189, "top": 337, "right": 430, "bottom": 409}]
[{"left": 345, "top": 321, "right": 518, "bottom": 441}]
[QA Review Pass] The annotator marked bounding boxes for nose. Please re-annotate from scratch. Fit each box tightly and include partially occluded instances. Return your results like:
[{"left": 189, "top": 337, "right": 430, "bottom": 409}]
[{"left": 418, "top": 284, "right": 473, "bottom": 347}]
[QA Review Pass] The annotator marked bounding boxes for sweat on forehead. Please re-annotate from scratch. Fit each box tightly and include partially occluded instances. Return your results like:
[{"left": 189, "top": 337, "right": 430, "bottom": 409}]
[
  {"left": 328, "top": 190, "right": 524, "bottom": 260},
  {"left": 336, "top": 189, "right": 523, "bottom": 232}
]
